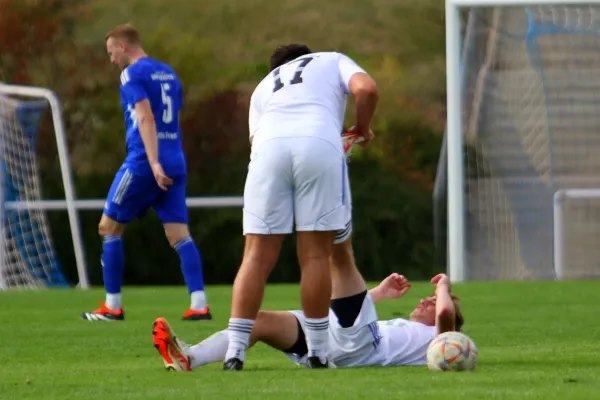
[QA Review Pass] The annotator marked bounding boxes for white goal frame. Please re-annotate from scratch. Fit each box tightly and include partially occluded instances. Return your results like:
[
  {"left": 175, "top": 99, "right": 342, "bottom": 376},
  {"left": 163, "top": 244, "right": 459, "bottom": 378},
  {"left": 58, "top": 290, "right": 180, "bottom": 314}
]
[
  {"left": 553, "top": 189, "right": 600, "bottom": 280},
  {"left": 0, "top": 83, "right": 88, "bottom": 289},
  {"left": 0, "top": 83, "right": 244, "bottom": 290},
  {"left": 445, "top": 0, "right": 600, "bottom": 283}
]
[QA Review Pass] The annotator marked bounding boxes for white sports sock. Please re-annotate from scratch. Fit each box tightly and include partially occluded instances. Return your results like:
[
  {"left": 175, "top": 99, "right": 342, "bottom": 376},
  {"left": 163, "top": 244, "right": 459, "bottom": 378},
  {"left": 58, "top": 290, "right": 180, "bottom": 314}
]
[
  {"left": 305, "top": 317, "right": 329, "bottom": 363},
  {"left": 224, "top": 318, "right": 254, "bottom": 362},
  {"left": 105, "top": 293, "right": 121, "bottom": 310},
  {"left": 190, "top": 291, "right": 207, "bottom": 310},
  {"left": 189, "top": 330, "right": 229, "bottom": 369}
]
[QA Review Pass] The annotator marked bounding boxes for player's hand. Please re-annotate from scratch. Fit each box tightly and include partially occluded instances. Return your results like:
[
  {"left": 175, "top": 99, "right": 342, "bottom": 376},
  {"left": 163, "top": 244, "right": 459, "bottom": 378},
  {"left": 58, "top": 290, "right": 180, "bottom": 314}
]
[
  {"left": 431, "top": 273, "right": 451, "bottom": 291},
  {"left": 375, "top": 273, "right": 411, "bottom": 300},
  {"left": 151, "top": 162, "right": 173, "bottom": 191},
  {"left": 347, "top": 125, "right": 375, "bottom": 147}
]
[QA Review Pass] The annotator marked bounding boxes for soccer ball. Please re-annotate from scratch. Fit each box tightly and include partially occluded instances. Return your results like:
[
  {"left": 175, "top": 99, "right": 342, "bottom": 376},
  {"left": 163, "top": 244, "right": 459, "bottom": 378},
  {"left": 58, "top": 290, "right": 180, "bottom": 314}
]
[{"left": 426, "top": 331, "right": 478, "bottom": 371}]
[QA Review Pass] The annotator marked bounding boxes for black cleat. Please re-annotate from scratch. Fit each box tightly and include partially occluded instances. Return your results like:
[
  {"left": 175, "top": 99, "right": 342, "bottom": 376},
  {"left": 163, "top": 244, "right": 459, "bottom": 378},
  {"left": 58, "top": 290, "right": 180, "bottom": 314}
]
[
  {"left": 306, "top": 356, "right": 329, "bottom": 369},
  {"left": 223, "top": 358, "right": 244, "bottom": 371}
]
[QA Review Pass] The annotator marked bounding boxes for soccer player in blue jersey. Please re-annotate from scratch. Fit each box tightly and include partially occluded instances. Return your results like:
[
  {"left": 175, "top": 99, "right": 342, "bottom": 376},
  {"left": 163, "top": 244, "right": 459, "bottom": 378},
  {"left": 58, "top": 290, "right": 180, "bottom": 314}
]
[{"left": 81, "top": 24, "right": 211, "bottom": 322}]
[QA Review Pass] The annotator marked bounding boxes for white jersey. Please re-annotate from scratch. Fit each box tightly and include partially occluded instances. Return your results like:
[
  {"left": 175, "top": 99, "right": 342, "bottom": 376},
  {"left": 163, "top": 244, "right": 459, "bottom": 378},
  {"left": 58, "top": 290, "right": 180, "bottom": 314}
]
[
  {"left": 248, "top": 51, "right": 367, "bottom": 150},
  {"left": 286, "top": 296, "right": 436, "bottom": 368},
  {"left": 370, "top": 318, "right": 436, "bottom": 366}
]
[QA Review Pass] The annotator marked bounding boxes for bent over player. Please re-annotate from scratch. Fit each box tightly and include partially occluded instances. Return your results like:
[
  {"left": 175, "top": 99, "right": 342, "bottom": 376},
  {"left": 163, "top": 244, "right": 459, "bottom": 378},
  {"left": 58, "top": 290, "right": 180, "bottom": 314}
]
[
  {"left": 151, "top": 248, "right": 464, "bottom": 371},
  {"left": 223, "top": 44, "right": 378, "bottom": 370},
  {"left": 81, "top": 24, "right": 211, "bottom": 322}
]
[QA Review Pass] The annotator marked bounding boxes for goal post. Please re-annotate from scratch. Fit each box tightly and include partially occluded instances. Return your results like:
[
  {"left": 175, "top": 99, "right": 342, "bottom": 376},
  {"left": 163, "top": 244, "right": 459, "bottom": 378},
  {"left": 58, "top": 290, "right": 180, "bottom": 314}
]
[
  {"left": 0, "top": 83, "right": 89, "bottom": 289},
  {"left": 443, "top": 0, "right": 600, "bottom": 282},
  {"left": 553, "top": 189, "right": 600, "bottom": 280},
  {"left": 445, "top": 0, "right": 466, "bottom": 283}
]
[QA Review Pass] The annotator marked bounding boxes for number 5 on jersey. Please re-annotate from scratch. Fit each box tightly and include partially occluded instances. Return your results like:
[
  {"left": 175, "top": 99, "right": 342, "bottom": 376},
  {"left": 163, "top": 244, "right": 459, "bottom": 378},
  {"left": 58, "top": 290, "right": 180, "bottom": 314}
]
[
  {"left": 161, "top": 83, "right": 173, "bottom": 123},
  {"left": 273, "top": 57, "right": 314, "bottom": 93}
]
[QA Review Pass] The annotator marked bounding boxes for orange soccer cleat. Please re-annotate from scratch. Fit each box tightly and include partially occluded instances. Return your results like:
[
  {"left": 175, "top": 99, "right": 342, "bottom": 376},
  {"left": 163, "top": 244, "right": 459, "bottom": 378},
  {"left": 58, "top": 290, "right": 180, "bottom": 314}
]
[
  {"left": 152, "top": 317, "right": 192, "bottom": 372},
  {"left": 81, "top": 302, "right": 124, "bottom": 321},
  {"left": 181, "top": 306, "right": 213, "bottom": 321}
]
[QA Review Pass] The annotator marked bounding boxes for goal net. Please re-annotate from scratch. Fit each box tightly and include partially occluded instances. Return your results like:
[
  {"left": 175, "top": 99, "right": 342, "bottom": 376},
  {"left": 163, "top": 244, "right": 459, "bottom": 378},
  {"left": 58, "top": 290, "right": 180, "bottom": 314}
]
[
  {"left": 440, "top": 4, "right": 600, "bottom": 280},
  {"left": 0, "top": 85, "right": 87, "bottom": 289}
]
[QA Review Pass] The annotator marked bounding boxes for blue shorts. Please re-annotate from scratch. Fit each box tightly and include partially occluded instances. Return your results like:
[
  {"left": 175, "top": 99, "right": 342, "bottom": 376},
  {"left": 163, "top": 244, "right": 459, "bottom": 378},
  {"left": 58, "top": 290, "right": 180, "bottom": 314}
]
[{"left": 103, "top": 165, "right": 188, "bottom": 224}]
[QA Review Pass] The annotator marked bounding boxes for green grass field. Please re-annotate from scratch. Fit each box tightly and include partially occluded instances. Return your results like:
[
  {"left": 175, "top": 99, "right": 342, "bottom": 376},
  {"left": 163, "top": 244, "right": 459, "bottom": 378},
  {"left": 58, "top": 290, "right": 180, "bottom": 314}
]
[{"left": 2, "top": 280, "right": 600, "bottom": 399}]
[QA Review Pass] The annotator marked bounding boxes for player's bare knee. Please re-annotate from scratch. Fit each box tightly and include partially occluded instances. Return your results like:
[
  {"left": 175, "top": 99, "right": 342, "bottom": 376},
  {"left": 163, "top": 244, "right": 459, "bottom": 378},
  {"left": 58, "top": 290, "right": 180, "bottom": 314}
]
[
  {"left": 243, "top": 234, "right": 283, "bottom": 272},
  {"left": 243, "top": 251, "right": 279, "bottom": 279},
  {"left": 297, "top": 231, "right": 334, "bottom": 264},
  {"left": 298, "top": 249, "right": 332, "bottom": 267},
  {"left": 98, "top": 215, "right": 124, "bottom": 236},
  {"left": 299, "top": 252, "right": 330, "bottom": 269},
  {"left": 163, "top": 223, "right": 190, "bottom": 247}
]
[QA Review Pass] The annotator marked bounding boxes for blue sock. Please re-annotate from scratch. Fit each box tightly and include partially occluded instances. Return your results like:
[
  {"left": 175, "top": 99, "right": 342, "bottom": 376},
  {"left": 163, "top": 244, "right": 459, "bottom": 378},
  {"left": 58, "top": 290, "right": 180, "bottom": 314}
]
[
  {"left": 102, "top": 235, "right": 124, "bottom": 295},
  {"left": 175, "top": 237, "right": 206, "bottom": 294}
]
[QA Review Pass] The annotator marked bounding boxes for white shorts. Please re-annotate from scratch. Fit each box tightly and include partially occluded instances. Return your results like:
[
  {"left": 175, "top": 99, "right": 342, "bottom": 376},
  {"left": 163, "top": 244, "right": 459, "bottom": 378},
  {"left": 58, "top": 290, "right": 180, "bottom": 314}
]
[
  {"left": 334, "top": 219, "right": 352, "bottom": 244},
  {"left": 243, "top": 137, "right": 352, "bottom": 236},
  {"left": 285, "top": 293, "right": 381, "bottom": 368}
]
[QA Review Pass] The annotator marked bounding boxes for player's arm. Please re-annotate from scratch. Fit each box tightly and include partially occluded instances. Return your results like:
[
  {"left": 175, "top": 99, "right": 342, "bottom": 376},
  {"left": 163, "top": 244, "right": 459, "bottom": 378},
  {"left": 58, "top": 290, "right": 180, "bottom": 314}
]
[
  {"left": 123, "top": 72, "right": 172, "bottom": 190},
  {"left": 135, "top": 99, "right": 172, "bottom": 189},
  {"left": 431, "top": 274, "right": 456, "bottom": 334},
  {"left": 338, "top": 53, "right": 379, "bottom": 140},
  {"left": 348, "top": 73, "right": 378, "bottom": 138},
  {"left": 369, "top": 273, "right": 411, "bottom": 303},
  {"left": 135, "top": 99, "right": 159, "bottom": 165}
]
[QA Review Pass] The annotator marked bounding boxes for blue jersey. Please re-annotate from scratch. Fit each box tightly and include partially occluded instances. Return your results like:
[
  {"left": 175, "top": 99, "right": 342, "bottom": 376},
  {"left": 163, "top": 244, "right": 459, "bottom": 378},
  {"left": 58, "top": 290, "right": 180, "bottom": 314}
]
[{"left": 119, "top": 57, "right": 186, "bottom": 177}]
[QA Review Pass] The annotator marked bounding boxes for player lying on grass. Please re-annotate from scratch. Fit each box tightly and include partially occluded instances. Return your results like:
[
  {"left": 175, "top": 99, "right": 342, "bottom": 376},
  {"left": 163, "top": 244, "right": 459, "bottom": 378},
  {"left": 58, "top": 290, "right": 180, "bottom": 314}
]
[{"left": 152, "top": 239, "right": 464, "bottom": 371}]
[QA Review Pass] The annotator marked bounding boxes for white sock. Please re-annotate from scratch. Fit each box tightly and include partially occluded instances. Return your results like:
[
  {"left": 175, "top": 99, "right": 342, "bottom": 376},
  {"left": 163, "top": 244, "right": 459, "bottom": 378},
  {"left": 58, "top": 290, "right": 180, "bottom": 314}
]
[
  {"left": 190, "top": 291, "right": 207, "bottom": 310},
  {"left": 189, "top": 330, "right": 229, "bottom": 369},
  {"left": 105, "top": 293, "right": 121, "bottom": 310},
  {"left": 305, "top": 317, "right": 329, "bottom": 363},
  {"left": 224, "top": 318, "right": 254, "bottom": 362}
]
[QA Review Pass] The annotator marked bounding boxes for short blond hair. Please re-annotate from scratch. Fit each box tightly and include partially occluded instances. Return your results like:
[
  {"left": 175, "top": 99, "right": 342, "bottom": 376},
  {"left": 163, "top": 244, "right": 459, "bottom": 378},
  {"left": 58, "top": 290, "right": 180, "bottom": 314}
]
[{"left": 105, "top": 24, "right": 140, "bottom": 45}]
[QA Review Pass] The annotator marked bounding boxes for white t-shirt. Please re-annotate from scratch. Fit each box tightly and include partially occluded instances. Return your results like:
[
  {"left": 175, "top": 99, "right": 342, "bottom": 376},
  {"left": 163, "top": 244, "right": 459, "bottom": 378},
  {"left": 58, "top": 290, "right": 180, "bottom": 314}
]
[
  {"left": 286, "top": 295, "right": 436, "bottom": 368},
  {"left": 367, "top": 318, "right": 436, "bottom": 367},
  {"left": 248, "top": 51, "right": 367, "bottom": 150}
]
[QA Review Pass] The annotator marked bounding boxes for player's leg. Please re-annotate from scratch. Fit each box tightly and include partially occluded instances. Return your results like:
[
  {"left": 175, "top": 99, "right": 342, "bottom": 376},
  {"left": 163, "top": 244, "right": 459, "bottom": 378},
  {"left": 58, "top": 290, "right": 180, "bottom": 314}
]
[
  {"left": 330, "top": 235, "right": 368, "bottom": 300},
  {"left": 81, "top": 166, "right": 151, "bottom": 321},
  {"left": 195, "top": 311, "right": 300, "bottom": 369},
  {"left": 154, "top": 176, "right": 210, "bottom": 320},
  {"left": 296, "top": 231, "right": 334, "bottom": 368},
  {"left": 164, "top": 223, "right": 211, "bottom": 320},
  {"left": 326, "top": 233, "right": 383, "bottom": 367},
  {"left": 225, "top": 234, "right": 285, "bottom": 370},
  {"left": 293, "top": 138, "right": 348, "bottom": 368},
  {"left": 97, "top": 214, "right": 126, "bottom": 315},
  {"left": 329, "top": 237, "right": 371, "bottom": 328},
  {"left": 327, "top": 167, "right": 371, "bottom": 329},
  {"left": 327, "top": 156, "right": 369, "bottom": 323},
  {"left": 224, "top": 139, "right": 293, "bottom": 370},
  {"left": 152, "top": 310, "right": 300, "bottom": 371},
  {"left": 329, "top": 154, "right": 365, "bottom": 299}
]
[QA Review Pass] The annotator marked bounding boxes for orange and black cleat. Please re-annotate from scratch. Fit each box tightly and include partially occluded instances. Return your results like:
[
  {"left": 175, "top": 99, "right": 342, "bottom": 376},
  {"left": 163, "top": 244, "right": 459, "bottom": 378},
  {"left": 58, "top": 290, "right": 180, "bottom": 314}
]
[
  {"left": 81, "top": 302, "right": 124, "bottom": 321},
  {"left": 181, "top": 306, "right": 213, "bottom": 321},
  {"left": 153, "top": 317, "right": 192, "bottom": 372}
]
